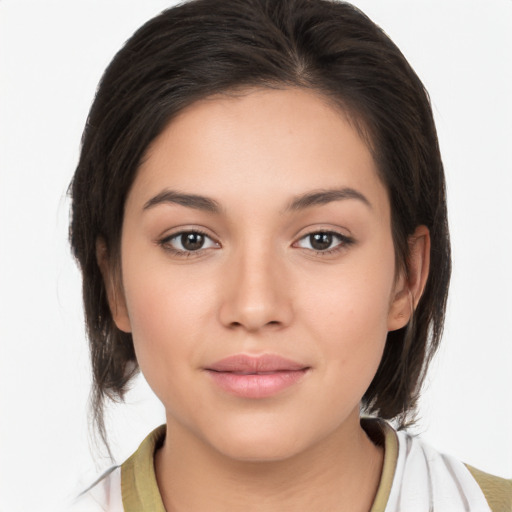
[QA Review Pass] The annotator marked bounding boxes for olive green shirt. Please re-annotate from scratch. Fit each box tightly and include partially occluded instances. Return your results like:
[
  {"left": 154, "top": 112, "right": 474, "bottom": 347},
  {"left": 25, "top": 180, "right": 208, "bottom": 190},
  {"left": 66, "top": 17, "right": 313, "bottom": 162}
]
[{"left": 119, "top": 420, "right": 511, "bottom": 511}]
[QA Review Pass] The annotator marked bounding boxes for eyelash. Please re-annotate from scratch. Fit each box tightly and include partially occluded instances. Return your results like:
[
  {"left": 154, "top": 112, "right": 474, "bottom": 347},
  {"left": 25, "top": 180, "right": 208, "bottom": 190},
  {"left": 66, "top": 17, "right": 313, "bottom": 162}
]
[
  {"left": 294, "top": 231, "right": 355, "bottom": 256},
  {"left": 158, "top": 229, "right": 354, "bottom": 257},
  {"left": 158, "top": 229, "right": 218, "bottom": 257}
]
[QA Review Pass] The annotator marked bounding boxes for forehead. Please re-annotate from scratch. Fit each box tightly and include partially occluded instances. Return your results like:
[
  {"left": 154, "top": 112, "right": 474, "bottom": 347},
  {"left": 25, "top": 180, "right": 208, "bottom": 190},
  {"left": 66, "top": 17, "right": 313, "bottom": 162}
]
[{"left": 130, "top": 87, "right": 388, "bottom": 217}]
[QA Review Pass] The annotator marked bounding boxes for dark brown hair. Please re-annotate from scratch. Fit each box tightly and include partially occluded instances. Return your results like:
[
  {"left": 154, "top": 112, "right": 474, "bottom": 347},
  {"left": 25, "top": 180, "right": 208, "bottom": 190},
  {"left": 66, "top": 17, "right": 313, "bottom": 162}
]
[{"left": 69, "top": 0, "right": 451, "bottom": 449}]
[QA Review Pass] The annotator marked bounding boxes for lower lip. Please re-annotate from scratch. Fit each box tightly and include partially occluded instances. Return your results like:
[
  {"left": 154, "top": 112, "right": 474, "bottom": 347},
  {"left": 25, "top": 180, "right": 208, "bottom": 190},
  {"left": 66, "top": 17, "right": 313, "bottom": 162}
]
[{"left": 206, "top": 369, "right": 308, "bottom": 398}]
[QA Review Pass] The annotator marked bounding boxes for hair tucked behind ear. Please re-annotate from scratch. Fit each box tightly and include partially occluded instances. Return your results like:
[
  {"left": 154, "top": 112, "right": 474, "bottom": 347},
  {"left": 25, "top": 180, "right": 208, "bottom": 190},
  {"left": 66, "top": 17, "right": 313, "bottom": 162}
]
[{"left": 69, "top": 0, "right": 450, "bottom": 452}]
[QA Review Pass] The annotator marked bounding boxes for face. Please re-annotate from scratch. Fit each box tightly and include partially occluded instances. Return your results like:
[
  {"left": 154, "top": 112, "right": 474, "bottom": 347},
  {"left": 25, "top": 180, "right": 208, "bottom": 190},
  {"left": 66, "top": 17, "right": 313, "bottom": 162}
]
[{"left": 106, "top": 88, "right": 414, "bottom": 462}]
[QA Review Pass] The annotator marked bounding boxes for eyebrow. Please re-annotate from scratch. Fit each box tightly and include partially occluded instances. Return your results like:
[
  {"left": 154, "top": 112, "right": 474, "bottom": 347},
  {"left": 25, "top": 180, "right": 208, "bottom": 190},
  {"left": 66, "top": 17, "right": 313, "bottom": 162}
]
[
  {"left": 143, "top": 189, "right": 221, "bottom": 213},
  {"left": 143, "top": 186, "right": 371, "bottom": 214},
  {"left": 286, "top": 187, "right": 372, "bottom": 212}
]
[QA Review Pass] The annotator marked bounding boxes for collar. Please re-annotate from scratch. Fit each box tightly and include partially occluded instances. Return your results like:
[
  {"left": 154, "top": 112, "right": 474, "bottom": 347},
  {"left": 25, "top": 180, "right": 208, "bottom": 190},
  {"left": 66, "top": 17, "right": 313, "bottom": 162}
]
[{"left": 120, "top": 418, "right": 398, "bottom": 511}]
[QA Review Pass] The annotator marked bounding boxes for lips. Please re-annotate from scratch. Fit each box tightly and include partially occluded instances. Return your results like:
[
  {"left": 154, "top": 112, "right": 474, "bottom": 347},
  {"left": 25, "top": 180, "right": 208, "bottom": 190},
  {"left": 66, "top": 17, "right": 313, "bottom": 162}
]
[{"left": 204, "top": 354, "right": 310, "bottom": 398}]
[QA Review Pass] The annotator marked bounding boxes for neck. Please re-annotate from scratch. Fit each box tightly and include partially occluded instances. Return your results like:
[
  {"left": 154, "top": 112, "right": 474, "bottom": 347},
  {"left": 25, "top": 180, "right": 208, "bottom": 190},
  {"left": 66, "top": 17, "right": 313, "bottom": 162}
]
[{"left": 155, "top": 411, "right": 384, "bottom": 512}]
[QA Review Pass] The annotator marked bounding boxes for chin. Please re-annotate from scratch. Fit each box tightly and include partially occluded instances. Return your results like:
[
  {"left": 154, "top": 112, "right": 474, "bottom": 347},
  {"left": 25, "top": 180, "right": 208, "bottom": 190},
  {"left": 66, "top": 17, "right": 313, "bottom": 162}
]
[
  {"left": 215, "top": 436, "right": 303, "bottom": 463},
  {"left": 201, "top": 415, "right": 322, "bottom": 463}
]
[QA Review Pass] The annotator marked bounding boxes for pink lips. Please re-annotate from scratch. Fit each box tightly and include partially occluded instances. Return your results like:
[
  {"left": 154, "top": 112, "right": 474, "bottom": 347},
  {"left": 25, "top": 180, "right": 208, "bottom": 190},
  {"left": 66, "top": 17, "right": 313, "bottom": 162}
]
[{"left": 205, "top": 354, "right": 309, "bottom": 398}]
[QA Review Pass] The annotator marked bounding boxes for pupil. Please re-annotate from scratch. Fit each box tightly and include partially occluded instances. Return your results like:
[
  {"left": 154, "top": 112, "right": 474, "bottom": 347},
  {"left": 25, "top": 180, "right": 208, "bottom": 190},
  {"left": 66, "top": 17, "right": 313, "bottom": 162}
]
[
  {"left": 181, "top": 233, "right": 204, "bottom": 251},
  {"left": 310, "top": 233, "right": 332, "bottom": 250}
]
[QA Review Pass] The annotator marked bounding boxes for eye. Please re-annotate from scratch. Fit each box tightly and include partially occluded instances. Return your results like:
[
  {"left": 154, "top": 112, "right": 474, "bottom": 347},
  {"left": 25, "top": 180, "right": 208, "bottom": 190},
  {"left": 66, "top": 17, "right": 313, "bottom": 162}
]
[
  {"left": 295, "top": 231, "right": 353, "bottom": 253},
  {"left": 161, "top": 230, "right": 219, "bottom": 254}
]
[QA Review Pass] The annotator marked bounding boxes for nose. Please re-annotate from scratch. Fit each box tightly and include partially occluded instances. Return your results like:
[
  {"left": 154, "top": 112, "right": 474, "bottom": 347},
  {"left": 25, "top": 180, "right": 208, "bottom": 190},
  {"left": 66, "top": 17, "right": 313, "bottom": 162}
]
[{"left": 218, "top": 244, "right": 293, "bottom": 332}]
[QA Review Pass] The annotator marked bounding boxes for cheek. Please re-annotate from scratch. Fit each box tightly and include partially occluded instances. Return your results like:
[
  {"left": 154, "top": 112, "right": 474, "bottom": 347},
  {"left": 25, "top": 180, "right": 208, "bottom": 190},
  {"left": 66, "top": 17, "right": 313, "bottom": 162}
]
[
  {"left": 120, "top": 250, "right": 217, "bottom": 397},
  {"left": 298, "top": 246, "right": 396, "bottom": 379}
]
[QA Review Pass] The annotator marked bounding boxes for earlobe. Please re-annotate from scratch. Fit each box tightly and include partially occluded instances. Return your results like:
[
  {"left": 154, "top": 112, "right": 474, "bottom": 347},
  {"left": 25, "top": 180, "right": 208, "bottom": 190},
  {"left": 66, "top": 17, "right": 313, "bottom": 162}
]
[
  {"left": 95, "top": 238, "right": 132, "bottom": 333},
  {"left": 388, "top": 225, "right": 431, "bottom": 331}
]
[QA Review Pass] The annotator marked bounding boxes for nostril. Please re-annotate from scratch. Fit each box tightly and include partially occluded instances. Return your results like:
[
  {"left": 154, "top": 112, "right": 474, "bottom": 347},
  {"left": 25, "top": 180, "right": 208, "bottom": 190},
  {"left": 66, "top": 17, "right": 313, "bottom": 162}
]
[{"left": 228, "top": 319, "right": 282, "bottom": 331}]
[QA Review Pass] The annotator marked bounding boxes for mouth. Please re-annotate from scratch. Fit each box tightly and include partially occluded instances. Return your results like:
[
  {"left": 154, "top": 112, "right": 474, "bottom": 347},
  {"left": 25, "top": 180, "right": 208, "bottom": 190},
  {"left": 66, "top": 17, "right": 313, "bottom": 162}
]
[{"left": 204, "top": 354, "right": 310, "bottom": 398}]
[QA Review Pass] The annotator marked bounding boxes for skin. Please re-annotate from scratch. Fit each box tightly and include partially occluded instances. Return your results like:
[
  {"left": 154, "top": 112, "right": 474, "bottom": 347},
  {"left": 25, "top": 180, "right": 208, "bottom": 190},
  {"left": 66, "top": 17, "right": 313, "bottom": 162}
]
[{"left": 99, "top": 88, "right": 430, "bottom": 511}]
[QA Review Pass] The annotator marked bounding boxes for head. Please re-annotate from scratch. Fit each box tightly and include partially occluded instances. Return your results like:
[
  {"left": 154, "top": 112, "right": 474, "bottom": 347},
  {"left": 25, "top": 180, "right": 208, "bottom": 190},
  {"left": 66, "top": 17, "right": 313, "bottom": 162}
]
[{"left": 70, "top": 0, "right": 450, "bottom": 451}]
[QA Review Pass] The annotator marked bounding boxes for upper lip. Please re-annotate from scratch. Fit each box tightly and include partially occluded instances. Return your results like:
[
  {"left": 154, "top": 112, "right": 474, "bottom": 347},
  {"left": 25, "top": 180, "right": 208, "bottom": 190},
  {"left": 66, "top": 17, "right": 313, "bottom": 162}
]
[{"left": 206, "top": 354, "right": 309, "bottom": 373}]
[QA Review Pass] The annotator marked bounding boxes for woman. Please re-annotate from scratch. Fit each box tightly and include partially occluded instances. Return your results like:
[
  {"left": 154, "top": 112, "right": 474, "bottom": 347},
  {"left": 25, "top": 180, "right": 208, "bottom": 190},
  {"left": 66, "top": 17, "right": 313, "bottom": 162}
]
[{"left": 68, "top": 0, "right": 511, "bottom": 510}]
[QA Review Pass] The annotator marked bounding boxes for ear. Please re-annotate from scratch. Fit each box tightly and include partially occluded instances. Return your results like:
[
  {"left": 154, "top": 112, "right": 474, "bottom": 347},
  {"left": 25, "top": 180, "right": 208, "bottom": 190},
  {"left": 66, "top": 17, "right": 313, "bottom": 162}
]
[
  {"left": 387, "top": 225, "right": 431, "bottom": 331},
  {"left": 96, "top": 238, "right": 132, "bottom": 333}
]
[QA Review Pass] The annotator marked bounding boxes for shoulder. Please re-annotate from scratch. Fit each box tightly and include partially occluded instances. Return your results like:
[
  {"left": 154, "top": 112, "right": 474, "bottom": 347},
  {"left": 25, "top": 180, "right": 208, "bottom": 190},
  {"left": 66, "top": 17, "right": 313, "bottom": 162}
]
[
  {"left": 465, "top": 464, "right": 512, "bottom": 512},
  {"left": 120, "top": 425, "right": 167, "bottom": 511},
  {"left": 364, "top": 417, "right": 510, "bottom": 512},
  {"left": 66, "top": 425, "right": 166, "bottom": 512},
  {"left": 393, "top": 428, "right": 511, "bottom": 512},
  {"left": 67, "top": 466, "right": 123, "bottom": 512}
]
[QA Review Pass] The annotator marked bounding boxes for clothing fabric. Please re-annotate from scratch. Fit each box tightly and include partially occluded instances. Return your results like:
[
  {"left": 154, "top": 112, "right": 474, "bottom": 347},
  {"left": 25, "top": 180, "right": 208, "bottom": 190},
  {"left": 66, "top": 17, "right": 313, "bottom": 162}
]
[
  {"left": 69, "top": 465, "right": 122, "bottom": 511},
  {"left": 69, "top": 419, "right": 512, "bottom": 511}
]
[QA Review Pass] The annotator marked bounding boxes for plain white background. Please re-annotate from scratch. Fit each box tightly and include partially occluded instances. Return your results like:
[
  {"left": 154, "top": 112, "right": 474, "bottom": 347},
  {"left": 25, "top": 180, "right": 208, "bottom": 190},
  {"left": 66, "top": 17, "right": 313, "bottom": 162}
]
[{"left": 1, "top": 0, "right": 511, "bottom": 510}]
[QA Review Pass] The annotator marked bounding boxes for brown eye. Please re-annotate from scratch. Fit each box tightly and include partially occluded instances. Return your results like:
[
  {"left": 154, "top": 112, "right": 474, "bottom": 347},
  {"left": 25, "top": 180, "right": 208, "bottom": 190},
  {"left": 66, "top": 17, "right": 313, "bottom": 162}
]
[
  {"left": 295, "top": 231, "right": 353, "bottom": 253},
  {"left": 181, "top": 232, "right": 205, "bottom": 251},
  {"left": 309, "top": 233, "right": 333, "bottom": 251},
  {"left": 162, "top": 230, "right": 218, "bottom": 254}
]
